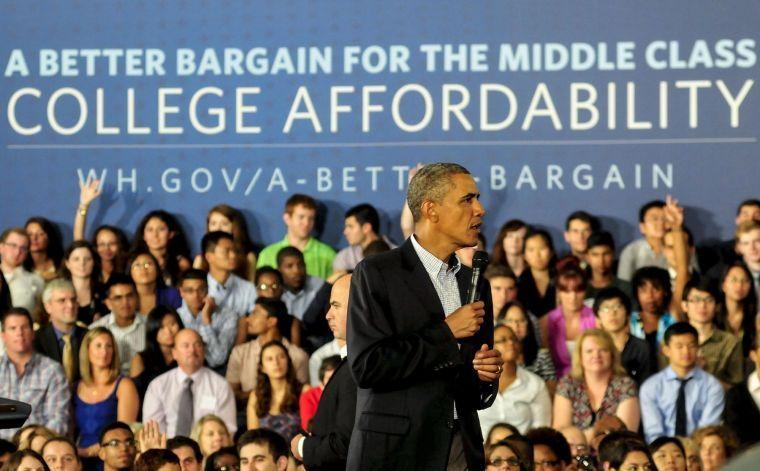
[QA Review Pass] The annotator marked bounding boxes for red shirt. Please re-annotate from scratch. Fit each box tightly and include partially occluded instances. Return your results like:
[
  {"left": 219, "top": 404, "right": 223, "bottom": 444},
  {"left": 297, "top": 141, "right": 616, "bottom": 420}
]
[{"left": 299, "top": 385, "right": 324, "bottom": 430}]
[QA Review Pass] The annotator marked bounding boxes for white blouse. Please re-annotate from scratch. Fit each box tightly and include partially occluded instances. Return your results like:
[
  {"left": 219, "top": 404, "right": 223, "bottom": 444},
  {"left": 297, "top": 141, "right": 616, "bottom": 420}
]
[{"left": 478, "top": 366, "right": 552, "bottom": 437}]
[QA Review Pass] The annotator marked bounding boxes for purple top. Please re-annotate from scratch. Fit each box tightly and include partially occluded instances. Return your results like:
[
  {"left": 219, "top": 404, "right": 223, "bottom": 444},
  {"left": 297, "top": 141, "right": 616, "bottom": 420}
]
[{"left": 546, "top": 306, "right": 597, "bottom": 378}]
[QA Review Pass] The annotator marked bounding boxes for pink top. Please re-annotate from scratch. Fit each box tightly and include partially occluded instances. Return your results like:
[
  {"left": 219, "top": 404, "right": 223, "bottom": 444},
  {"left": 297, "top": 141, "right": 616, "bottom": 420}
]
[{"left": 546, "top": 306, "right": 597, "bottom": 378}]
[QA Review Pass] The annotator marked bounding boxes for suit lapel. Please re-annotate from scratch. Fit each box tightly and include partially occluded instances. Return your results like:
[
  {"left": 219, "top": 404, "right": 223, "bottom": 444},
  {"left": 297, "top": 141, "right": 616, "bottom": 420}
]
[{"left": 400, "top": 240, "right": 446, "bottom": 321}]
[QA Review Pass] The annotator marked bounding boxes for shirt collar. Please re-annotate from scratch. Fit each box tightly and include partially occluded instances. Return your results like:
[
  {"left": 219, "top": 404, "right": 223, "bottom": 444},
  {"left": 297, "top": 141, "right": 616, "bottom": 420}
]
[
  {"left": 107, "top": 312, "right": 143, "bottom": 330},
  {"left": 410, "top": 234, "right": 461, "bottom": 278},
  {"left": 339, "top": 344, "right": 348, "bottom": 359},
  {"left": 52, "top": 324, "right": 76, "bottom": 342},
  {"left": 665, "top": 365, "right": 697, "bottom": 381},
  {"left": 177, "top": 366, "right": 204, "bottom": 383},
  {"left": 208, "top": 273, "right": 235, "bottom": 291}
]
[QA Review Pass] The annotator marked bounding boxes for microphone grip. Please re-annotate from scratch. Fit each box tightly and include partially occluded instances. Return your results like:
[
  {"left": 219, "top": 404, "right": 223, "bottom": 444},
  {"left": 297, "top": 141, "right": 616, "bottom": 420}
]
[{"left": 466, "top": 267, "right": 481, "bottom": 304}]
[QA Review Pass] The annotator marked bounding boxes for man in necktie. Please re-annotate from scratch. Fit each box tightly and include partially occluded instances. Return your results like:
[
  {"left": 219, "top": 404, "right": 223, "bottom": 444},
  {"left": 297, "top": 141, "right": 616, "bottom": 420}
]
[
  {"left": 143, "top": 329, "right": 237, "bottom": 438},
  {"left": 640, "top": 322, "right": 725, "bottom": 443},
  {"left": 35, "top": 279, "right": 86, "bottom": 383}
]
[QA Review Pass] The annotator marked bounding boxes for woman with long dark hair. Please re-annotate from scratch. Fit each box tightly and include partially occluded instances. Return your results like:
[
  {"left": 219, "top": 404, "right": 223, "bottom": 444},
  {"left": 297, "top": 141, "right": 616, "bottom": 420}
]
[
  {"left": 24, "top": 217, "right": 64, "bottom": 282},
  {"left": 490, "top": 219, "right": 528, "bottom": 277},
  {"left": 716, "top": 261, "right": 758, "bottom": 357},
  {"left": 246, "top": 340, "right": 302, "bottom": 440},
  {"left": 126, "top": 250, "right": 181, "bottom": 316},
  {"left": 133, "top": 210, "right": 191, "bottom": 287},
  {"left": 59, "top": 241, "right": 106, "bottom": 325},
  {"left": 129, "top": 306, "right": 183, "bottom": 402},
  {"left": 499, "top": 301, "right": 557, "bottom": 392},
  {"left": 517, "top": 229, "right": 557, "bottom": 318}
]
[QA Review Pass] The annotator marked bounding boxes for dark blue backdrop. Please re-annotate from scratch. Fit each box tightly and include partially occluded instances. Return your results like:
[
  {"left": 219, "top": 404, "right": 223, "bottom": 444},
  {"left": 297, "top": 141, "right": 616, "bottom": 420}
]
[{"left": 1, "top": 1, "right": 758, "bottom": 252}]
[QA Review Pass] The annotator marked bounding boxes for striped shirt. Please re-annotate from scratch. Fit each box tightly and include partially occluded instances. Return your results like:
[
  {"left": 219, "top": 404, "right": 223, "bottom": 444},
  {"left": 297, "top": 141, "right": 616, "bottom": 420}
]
[
  {"left": 90, "top": 313, "right": 146, "bottom": 375},
  {"left": 410, "top": 235, "right": 462, "bottom": 419},
  {"left": 0, "top": 353, "right": 71, "bottom": 439}
]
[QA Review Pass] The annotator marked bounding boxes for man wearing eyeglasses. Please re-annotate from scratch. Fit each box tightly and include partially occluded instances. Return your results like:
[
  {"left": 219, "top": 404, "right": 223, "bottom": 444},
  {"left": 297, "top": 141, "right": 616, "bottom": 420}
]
[
  {"left": 682, "top": 277, "right": 743, "bottom": 388},
  {"left": 0, "top": 227, "right": 44, "bottom": 315},
  {"left": 89, "top": 274, "right": 146, "bottom": 375},
  {"left": 98, "top": 422, "right": 137, "bottom": 471}
]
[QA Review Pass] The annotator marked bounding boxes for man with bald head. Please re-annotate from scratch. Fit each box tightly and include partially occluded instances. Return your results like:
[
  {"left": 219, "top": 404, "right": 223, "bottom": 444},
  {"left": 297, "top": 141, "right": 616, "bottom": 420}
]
[
  {"left": 291, "top": 274, "right": 357, "bottom": 470},
  {"left": 143, "top": 328, "right": 236, "bottom": 437}
]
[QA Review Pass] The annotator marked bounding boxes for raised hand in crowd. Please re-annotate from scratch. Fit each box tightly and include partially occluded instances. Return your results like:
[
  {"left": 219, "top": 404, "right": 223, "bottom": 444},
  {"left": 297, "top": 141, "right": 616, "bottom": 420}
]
[{"left": 73, "top": 176, "right": 102, "bottom": 241}]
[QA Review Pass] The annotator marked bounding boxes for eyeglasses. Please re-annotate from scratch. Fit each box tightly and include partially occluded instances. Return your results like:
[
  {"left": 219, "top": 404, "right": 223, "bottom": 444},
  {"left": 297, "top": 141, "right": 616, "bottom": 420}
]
[
  {"left": 488, "top": 457, "right": 521, "bottom": 469},
  {"left": 687, "top": 295, "right": 715, "bottom": 305},
  {"left": 257, "top": 282, "right": 280, "bottom": 291},
  {"left": 216, "top": 465, "right": 239, "bottom": 471},
  {"left": 598, "top": 304, "right": 625, "bottom": 314},
  {"left": 101, "top": 438, "right": 137, "bottom": 448}
]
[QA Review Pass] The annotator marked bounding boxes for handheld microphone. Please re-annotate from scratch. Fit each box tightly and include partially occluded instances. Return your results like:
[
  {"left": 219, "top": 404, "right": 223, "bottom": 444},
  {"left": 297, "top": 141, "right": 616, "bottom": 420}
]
[{"left": 466, "top": 251, "right": 490, "bottom": 304}]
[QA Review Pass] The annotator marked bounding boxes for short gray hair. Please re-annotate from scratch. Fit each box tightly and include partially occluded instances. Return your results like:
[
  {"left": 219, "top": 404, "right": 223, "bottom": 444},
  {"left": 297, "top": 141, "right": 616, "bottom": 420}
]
[
  {"left": 43, "top": 278, "right": 75, "bottom": 304},
  {"left": 406, "top": 163, "right": 470, "bottom": 222}
]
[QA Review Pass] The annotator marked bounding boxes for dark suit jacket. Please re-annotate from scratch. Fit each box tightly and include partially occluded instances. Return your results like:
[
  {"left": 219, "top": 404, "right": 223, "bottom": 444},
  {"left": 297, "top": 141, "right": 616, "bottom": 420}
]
[
  {"left": 724, "top": 378, "right": 760, "bottom": 447},
  {"left": 33, "top": 323, "right": 86, "bottom": 381},
  {"left": 302, "top": 358, "right": 357, "bottom": 470},
  {"left": 346, "top": 239, "right": 497, "bottom": 471}
]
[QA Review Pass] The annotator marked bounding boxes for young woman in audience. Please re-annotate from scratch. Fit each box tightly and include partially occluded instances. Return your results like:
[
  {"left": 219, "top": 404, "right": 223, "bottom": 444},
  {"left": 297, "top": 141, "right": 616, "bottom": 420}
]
[
  {"left": 484, "top": 423, "right": 520, "bottom": 447},
  {"left": 2, "top": 449, "right": 50, "bottom": 471},
  {"left": 127, "top": 250, "right": 181, "bottom": 315},
  {"left": 545, "top": 261, "right": 597, "bottom": 378},
  {"left": 485, "top": 439, "right": 529, "bottom": 471},
  {"left": 491, "top": 219, "right": 528, "bottom": 277},
  {"left": 716, "top": 261, "right": 758, "bottom": 357},
  {"left": 130, "top": 306, "right": 183, "bottom": 401},
  {"left": 133, "top": 210, "right": 191, "bottom": 287},
  {"left": 190, "top": 415, "right": 233, "bottom": 459},
  {"left": 59, "top": 241, "right": 106, "bottom": 325},
  {"left": 650, "top": 436, "right": 687, "bottom": 471},
  {"left": 517, "top": 229, "right": 557, "bottom": 318},
  {"left": 692, "top": 425, "right": 738, "bottom": 471},
  {"left": 22, "top": 428, "right": 56, "bottom": 454},
  {"left": 478, "top": 324, "right": 551, "bottom": 436},
  {"left": 246, "top": 340, "right": 302, "bottom": 441},
  {"left": 193, "top": 204, "right": 259, "bottom": 281},
  {"left": 24, "top": 217, "right": 64, "bottom": 281},
  {"left": 499, "top": 301, "right": 557, "bottom": 390},
  {"left": 553, "top": 329, "right": 639, "bottom": 442},
  {"left": 602, "top": 437, "right": 655, "bottom": 471},
  {"left": 74, "top": 327, "right": 139, "bottom": 463},
  {"left": 203, "top": 446, "right": 239, "bottom": 471},
  {"left": 90, "top": 225, "right": 130, "bottom": 284}
]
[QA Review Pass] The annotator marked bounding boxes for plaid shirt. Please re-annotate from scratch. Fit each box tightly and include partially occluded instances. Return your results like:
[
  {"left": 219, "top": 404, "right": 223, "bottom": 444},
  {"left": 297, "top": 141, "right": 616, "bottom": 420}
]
[
  {"left": 0, "top": 352, "right": 71, "bottom": 439},
  {"left": 177, "top": 301, "right": 239, "bottom": 368}
]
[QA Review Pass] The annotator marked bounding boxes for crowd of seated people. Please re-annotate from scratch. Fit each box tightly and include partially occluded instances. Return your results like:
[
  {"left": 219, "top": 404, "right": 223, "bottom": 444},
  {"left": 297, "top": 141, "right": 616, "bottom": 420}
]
[{"left": 0, "top": 170, "right": 758, "bottom": 471}]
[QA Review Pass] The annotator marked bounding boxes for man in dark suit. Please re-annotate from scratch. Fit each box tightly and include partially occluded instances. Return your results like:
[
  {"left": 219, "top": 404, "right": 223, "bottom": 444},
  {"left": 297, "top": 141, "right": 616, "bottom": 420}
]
[
  {"left": 34, "top": 279, "right": 86, "bottom": 382},
  {"left": 347, "top": 163, "right": 503, "bottom": 471},
  {"left": 290, "top": 274, "right": 357, "bottom": 470},
  {"left": 724, "top": 336, "right": 760, "bottom": 446}
]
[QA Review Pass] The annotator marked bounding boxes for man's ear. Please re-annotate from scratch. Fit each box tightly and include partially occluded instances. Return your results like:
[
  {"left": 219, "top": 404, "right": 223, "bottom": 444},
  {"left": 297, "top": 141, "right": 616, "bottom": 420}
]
[
  {"left": 662, "top": 343, "right": 671, "bottom": 359},
  {"left": 421, "top": 201, "right": 438, "bottom": 223},
  {"left": 638, "top": 222, "right": 647, "bottom": 236},
  {"left": 277, "top": 456, "right": 288, "bottom": 471}
]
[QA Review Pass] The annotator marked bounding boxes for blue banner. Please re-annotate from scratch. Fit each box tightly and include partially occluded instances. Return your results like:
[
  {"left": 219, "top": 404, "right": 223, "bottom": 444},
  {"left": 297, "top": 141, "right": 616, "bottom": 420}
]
[{"left": 2, "top": 1, "right": 758, "bottom": 250}]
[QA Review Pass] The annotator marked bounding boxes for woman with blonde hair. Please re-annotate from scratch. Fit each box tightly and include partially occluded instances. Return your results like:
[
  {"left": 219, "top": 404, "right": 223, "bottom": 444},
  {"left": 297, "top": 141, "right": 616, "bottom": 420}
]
[
  {"left": 192, "top": 204, "right": 258, "bottom": 281},
  {"left": 190, "top": 415, "right": 232, "bottom": 459},
  {"left": 73, "top": 327, "right": 139, "bottom": 464},
  {"left": 692, "top": 425, "right": 739, "bottom": 471},
  {"left": 552, "top": 328, "right": 639, "bottom": 442}
]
